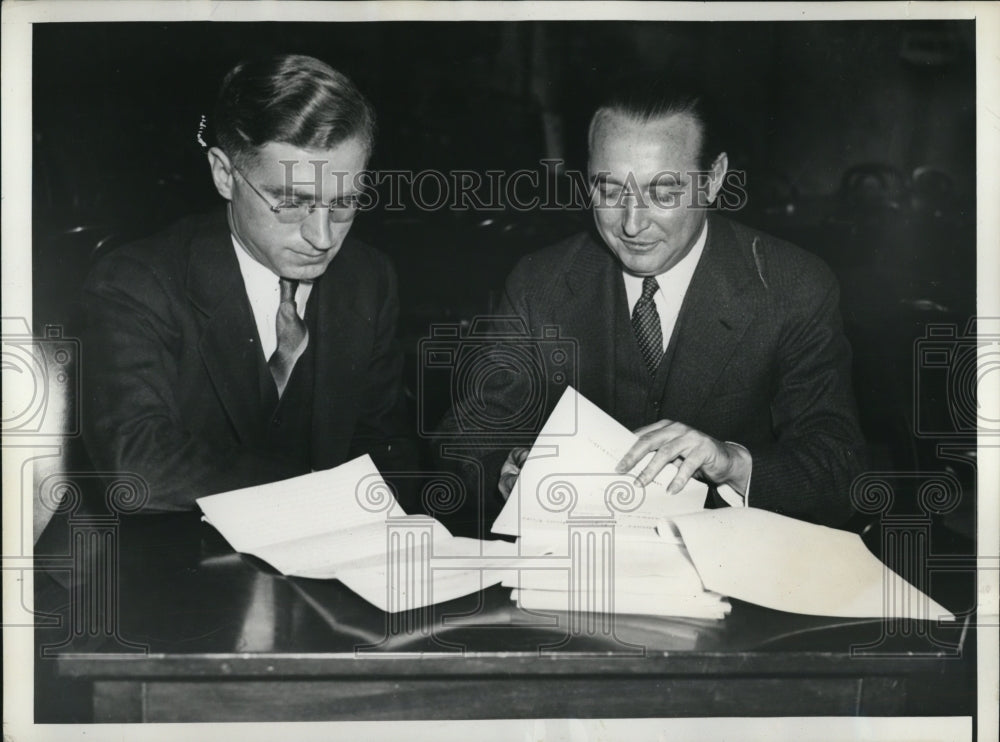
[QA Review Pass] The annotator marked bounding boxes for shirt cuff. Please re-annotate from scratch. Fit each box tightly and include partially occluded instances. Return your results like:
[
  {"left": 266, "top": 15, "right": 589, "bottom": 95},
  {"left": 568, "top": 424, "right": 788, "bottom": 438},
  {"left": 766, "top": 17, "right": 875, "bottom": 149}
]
[{"left": 716, "top": 442, "right": 752, "bottom": 508}]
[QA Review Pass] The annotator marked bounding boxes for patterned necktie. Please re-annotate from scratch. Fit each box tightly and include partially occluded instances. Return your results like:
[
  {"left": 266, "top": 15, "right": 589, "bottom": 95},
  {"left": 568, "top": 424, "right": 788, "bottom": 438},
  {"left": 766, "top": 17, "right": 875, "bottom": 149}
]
[
  {"left": 268, "top": 278, "right": 308, "bottom": 397},
  {"left": 632, "top": 276, "right": 663, "bottom": 375}
]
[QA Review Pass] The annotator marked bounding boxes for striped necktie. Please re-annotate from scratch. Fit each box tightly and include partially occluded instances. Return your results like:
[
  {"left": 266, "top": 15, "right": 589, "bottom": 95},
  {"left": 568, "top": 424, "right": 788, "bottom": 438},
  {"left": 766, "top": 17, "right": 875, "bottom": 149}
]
[
  {"left": 632, "top": 276, "right": 663, "bottom": 375},
  {"left": 268, "top": 278, "right": 308, "bottom": 397}
]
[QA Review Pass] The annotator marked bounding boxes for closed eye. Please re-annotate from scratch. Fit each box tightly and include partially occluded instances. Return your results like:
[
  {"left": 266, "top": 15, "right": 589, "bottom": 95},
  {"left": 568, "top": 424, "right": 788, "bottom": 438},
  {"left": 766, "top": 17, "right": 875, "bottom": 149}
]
[
  {"left": 274, "top": 196, "right": 359, "bottom": 210},
  {"left": 329, "top": 195, "right": 361, "bottom": 209}
]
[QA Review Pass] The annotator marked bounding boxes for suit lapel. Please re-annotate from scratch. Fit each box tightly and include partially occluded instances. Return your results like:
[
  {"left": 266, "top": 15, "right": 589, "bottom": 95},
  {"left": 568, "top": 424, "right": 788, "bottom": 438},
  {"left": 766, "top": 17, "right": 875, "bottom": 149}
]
[
  {"left": 608, "top": 261, "right": 652, "bottom": 428},
  {"left": 309, "top": 241, "right": 372, "bottom": 466},
  {"left": 187, "top": 211, "right": 267, "bottom": 444},
  {"left": 660, "top": 215, "right": 762, "bottom": 423},
  {"left": 556, "top": 234, "right": 622, "bottom": 415}
]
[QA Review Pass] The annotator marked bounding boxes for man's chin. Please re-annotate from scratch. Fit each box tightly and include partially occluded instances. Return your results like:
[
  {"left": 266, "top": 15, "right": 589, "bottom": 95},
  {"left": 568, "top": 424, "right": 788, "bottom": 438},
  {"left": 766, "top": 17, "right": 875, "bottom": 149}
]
[
  {"left": 281, "top": 258, "right": 336, "bottom": 281},
  {"left": 619, "top": 254, "right": 669, "bottom": 277},
  {"left": 292, "top": 268, "right": 327, "bottom": 281}
]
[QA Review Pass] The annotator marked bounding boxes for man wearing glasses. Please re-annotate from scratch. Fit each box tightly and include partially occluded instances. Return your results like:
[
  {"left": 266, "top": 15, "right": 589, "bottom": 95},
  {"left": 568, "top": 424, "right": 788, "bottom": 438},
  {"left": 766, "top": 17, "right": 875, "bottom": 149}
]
[{"left": 81, "top": 54, "right": 416, "bottom": 511}]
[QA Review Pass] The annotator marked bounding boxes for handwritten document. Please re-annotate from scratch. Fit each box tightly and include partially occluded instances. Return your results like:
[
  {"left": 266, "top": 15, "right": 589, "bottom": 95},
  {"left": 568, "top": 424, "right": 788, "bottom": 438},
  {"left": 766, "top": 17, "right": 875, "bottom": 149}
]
[
  {"left": 197, "top": 455, "right": 516, "bottom": 613},
  {"left": 671, "top": 507, "right": 956, "bottom": 620}
]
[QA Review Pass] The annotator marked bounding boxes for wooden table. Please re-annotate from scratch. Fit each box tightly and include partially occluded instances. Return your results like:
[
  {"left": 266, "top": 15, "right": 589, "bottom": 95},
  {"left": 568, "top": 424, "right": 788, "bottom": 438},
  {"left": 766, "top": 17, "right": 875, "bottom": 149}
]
[{"left": 33, "top": 511, "right": 976, "bottom": 722}]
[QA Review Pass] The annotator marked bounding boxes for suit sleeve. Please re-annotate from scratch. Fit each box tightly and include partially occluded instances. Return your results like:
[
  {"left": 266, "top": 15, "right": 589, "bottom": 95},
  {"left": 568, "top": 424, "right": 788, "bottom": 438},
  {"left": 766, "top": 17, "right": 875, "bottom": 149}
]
[
  {"left": 81, "top": 252, "right": 302, "bottom": 511},
  {"left": 433, "top": 258, "right": 542, "bottom": 527},
  {"left": 346, "top": 257, "right": 420, "bottom": 510},
  {"left": 741, "top": 268, "right": 868, "bottom": 526}
]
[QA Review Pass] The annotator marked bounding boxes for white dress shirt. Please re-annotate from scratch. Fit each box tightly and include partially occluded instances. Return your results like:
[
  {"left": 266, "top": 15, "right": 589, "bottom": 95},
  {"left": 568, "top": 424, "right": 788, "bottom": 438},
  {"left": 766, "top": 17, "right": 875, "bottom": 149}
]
[
  {"left": 232, "top": 236, "right": 313, "bottom": 361},
  {"left": 622, "top": 219, "right": 708, "bottom": 350},
  {"left": 620, "top": 220, "right": 750, "bottom": 506}
]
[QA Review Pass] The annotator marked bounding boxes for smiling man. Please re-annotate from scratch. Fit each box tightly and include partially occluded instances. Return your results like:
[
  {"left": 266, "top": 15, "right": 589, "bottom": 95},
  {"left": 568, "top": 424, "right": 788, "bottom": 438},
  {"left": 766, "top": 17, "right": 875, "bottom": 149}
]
[
  {"left": 439, "top": 80, "right": 866, "bottom": 528},
  {"left": 81, "top": 54, "right": 416, "bottom": 510}
]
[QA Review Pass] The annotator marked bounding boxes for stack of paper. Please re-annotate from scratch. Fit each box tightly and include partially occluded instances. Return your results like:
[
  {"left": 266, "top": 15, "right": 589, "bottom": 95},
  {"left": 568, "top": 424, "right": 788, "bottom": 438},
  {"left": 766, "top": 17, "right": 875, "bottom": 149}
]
[
  {"left": 197, "top": 455, "right": 517, "bottom": 613},
  {"left": 493, "top": 387, "right": 731, "bottom": 620},
  {"left": 506, "top": 530, "right": 732, "bottom": 620}
]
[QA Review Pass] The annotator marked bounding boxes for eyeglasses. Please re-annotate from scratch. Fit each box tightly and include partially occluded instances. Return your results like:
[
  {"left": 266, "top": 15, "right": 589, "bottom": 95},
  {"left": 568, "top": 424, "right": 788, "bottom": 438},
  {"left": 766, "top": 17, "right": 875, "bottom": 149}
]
[{"left": 230, "top": 162, "right": 360, "bottom": 224}]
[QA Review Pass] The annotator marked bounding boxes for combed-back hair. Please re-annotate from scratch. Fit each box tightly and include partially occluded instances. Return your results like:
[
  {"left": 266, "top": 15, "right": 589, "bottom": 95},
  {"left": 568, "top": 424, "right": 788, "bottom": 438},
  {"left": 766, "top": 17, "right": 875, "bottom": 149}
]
[
  {"left": 213, "top": 53, "right": 375, "bottom": 167},
  {"left": 587, "top": 75, "right": 723, "bottom": 171}
]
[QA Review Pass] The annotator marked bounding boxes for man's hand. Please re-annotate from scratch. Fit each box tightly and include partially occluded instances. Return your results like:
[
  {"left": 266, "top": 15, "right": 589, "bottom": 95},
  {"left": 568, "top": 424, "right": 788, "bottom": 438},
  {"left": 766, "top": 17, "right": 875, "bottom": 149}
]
[
  {"left": 498, "top": 447, "right": 530, "bottom": 500},
  {"left": 615, "top": 419, "right": 751, "bottom": 495}
]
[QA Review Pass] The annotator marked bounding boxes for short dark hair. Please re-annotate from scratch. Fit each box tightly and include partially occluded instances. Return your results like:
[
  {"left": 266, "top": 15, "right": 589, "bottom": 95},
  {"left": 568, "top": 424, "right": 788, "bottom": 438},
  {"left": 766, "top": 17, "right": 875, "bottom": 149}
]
[
  {"left": 213, "top": 54, "right": 376, "bottom": 168},
  {"left": 587, "top": 76, "right": 722, "bottom": 171}
]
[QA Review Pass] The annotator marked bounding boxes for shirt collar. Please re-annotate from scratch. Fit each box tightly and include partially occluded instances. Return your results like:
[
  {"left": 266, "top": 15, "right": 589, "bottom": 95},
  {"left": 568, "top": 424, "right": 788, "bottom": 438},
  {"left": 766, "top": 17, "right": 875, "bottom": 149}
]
[
  {"left": 622, "top": 218, "right": 709, "bottom": 297},
  {"left": 231, "top": 234, "right": 281, "bottom": 294}
]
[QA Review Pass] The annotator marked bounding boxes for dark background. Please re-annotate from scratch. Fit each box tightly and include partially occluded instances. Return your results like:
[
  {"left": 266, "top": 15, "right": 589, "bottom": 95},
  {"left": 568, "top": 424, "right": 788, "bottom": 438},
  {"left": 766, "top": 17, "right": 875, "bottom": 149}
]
[{"left": 32, "top": 20, "right": 977, "bottom": 539}]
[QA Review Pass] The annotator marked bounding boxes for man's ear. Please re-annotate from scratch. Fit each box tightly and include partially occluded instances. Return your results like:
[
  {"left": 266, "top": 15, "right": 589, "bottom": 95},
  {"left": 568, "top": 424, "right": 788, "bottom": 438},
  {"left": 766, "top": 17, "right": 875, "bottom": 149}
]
[
  {"left": 707, "top": 152, "right": 729, "bottom": 205},
  {"left": 207, "top": 147, "right": 234, "bottom": 200}
]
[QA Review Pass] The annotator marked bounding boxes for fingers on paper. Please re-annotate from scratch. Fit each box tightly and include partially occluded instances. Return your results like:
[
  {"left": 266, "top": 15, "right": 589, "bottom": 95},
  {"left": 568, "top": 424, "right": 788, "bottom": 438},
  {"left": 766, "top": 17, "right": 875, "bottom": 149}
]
[
  {"left": 620, "top": 421, "right": 723, "bottom": 493},
  {"left": 617, "top": 419, "right": 681, "bottom": 476},
  {"left": 498, "top": 447, "right": 530, "bottom": 499},
  {"left": 511, "top": 446, "right": 530, "bottom": 467},
  {"left": 498, "top": 472, "right": 517, "bottom": 500}
]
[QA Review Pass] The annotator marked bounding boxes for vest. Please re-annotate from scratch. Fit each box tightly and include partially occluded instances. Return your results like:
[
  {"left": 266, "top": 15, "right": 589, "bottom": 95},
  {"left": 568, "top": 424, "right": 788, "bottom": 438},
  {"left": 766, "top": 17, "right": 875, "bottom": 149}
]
[
  {"left": 608, "top": 272, "right": 672, "bottom": 430},
  {"left": 606, "top": 273, "right": 721, "bottom": 509},
  {"left": 254, "top": 291, "right": 319, "bottom": 473}
]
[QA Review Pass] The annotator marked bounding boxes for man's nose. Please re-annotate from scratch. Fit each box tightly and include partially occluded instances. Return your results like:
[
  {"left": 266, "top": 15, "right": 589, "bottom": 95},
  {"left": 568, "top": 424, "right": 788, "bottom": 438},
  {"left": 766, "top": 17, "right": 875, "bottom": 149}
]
[
  {"left": 621, "top": 198, "right": 649, "bottom": 237},
  {"left": 301, "top": 208, "right": 335, "bottom": 250}
]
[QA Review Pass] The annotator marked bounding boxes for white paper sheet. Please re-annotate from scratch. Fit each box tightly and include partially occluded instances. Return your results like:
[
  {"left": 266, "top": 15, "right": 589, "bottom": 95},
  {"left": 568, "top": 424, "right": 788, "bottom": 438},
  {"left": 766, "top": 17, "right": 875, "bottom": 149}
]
[
  {"left": 252, "top": 516, "right": 447, "bottom": 577},
  {"left": 671, "top": 507, "right": 956, "bottom": 620},
  {"left": 197, "top": 455, "right": 404, "bottom": 552},
  {"left": 492, "top": 387, "right": 708, "bottom": 541},
  {"left": 501, "top": 538, "right": 708, "bottom": 596},
  {"left": 332, "top": 537, "right": 519, "bottom": 613},
  {"left": 197, "top": 456, "right": 519, "bottom": 613}
]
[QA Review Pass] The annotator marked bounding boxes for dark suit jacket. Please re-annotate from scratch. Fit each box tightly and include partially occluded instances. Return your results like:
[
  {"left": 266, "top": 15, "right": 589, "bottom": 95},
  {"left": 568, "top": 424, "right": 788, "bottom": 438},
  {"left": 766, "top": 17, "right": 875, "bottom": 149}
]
[
  {"left": 81, "top": 210, "right": 416, "bottom": 511},
  {"left": 437, "top": 214, "right": 866, "bottom": 527}
]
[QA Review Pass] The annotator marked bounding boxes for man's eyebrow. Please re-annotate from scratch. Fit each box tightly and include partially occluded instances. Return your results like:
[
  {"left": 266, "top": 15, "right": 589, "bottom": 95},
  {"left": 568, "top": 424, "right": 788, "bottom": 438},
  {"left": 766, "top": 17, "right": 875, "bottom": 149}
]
[{"left": 264, "top": 185, "right": 317, "bottom": 200}]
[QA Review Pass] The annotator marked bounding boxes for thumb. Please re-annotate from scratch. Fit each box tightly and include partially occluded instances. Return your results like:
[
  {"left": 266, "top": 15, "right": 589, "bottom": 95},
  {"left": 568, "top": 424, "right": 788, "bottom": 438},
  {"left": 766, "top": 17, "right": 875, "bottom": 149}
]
[{"left": 499, "top": 472, "right": 517, "bottom": 500}]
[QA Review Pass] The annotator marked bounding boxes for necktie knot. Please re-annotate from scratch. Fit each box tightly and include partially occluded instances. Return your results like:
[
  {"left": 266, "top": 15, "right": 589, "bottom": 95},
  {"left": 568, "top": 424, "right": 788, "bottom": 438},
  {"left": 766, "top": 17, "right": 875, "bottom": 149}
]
[
  {"left": 279, "top": 277, "right": 299, "bottom": 305},
  {"left": 640, "top": 275, "right": 659, "bottom": 300}
]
